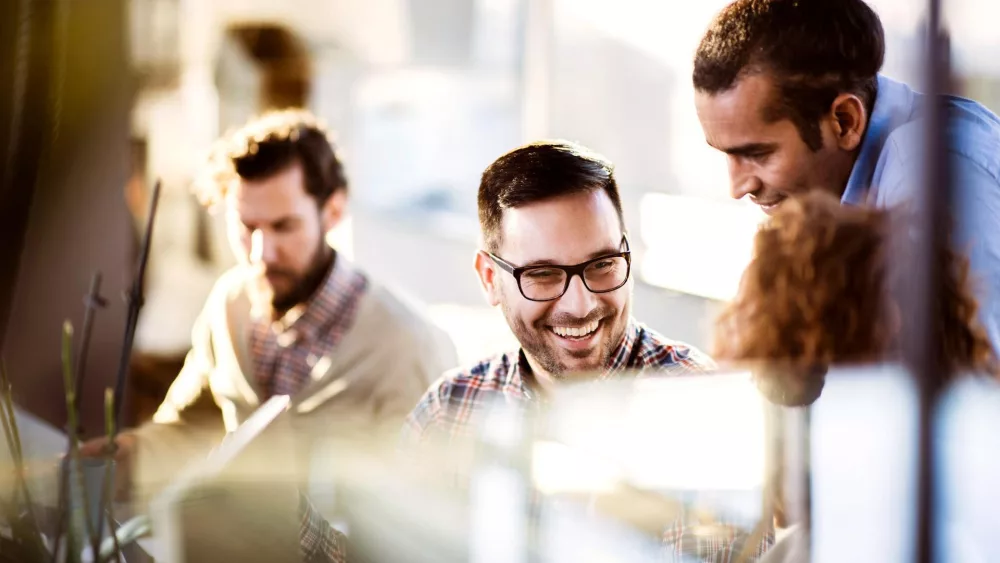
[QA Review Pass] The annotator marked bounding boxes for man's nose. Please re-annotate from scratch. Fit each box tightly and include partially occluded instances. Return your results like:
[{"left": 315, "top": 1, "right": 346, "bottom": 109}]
[
  {"left": 556, "top": 274, "right": 598, "bottom": 318},
  {"left": 249, "top": 229, "right": 278, "bottom": 265},
  {"left": 728, "top": 156, "right": 761, "bottom": 200}
]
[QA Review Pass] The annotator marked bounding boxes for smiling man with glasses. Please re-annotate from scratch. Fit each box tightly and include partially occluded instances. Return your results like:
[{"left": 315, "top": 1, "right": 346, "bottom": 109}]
[
  {"left": 402, "top": 140, "right": 715, "bottom": 443},
  {"left": 301, "top": 141, "right": 759, "bottom": 563}
]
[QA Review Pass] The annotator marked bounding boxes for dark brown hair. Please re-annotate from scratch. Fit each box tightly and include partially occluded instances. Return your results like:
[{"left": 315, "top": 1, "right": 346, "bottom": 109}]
[
  {"left": 714, "top": 191, "right": 998, "bottom": 379},
  {"left": 478, "top": 140, "right": 624, "bottom": 253},
  {"left": 195, "top": 108, "right": 347, "bottom": 207},
  {"left": 693, "top": 0, "right": 885, "bottom": 151}
]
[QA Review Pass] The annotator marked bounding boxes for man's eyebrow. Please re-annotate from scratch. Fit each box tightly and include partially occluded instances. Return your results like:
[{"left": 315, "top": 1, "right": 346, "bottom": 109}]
[
  {"left": 520, "top": 245, "right": 622, "bottom": 267},
  {"left": 271, "top": 215, "right": 302, "bottom": 227},
  {"left": 240, "top": 214, "right": 300, "bottom": 229},
  {"left": 586, "top": 245, "right": 622, "bottom": 259},
  {"left": 707, "top": 141, "right": 778, "bottom": 156}
]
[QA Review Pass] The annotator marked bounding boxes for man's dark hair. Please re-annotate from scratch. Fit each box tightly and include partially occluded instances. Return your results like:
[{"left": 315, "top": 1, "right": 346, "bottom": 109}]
[
  {"left": 478, "top": 140, "right": 624, "bottom": 253},
  {"left": 195, "top": 108, "right": 348, "bottom": 207},
  {"left": 693, "top": 0, "right": 885, "bottom": 151}
]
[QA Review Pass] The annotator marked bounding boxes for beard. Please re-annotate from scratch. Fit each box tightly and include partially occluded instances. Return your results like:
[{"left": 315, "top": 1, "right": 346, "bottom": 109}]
[
  {"left": 500, "top": 290, "right": 629, "bottom": 379},
  {"left": 258, "top": 241, "right": 334, "bottom": 317}
]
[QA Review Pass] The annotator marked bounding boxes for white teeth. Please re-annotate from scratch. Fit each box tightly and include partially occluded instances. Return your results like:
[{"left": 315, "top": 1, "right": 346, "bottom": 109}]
[{"left": 552, "top": 321, "right": 599, "bottom": 338}]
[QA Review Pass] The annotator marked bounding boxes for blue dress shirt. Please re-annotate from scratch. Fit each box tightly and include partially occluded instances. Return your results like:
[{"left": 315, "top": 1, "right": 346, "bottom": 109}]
[{"left": 843, "top": 74, "right": 1000, "bottom": 353}]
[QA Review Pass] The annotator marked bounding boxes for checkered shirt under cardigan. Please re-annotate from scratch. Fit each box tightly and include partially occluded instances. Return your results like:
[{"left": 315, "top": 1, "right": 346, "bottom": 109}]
[{"left": 250, "top": 254, "right": 369, "bottom": 398}]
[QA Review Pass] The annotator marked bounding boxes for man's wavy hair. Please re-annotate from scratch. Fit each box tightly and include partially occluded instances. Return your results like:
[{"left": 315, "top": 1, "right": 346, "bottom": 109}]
[
  {"left": 193, "top": 108, "right": 347, "bottom": 209},
  {"left": 714, "top": 191, "right": 998, "bottom": 380}
]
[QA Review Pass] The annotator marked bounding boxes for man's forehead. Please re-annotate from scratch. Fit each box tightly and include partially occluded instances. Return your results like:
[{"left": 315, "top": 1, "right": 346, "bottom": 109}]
[
  {"left": 497, "top": 190, "right": 622, "bottom": 263},
  {"left": 696, "top": 74, "right": 778, "bottom": 144},
  {"left": 227, "top": 175, "right": 312, "bottom": 221}
]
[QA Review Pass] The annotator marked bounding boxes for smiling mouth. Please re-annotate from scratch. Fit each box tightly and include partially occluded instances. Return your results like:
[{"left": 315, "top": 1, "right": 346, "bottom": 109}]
[
  {"left": 550, "top": 319, "right": 600, "bottom": 339},
  {"left": 751, "top": 194, "right": 787, "bottom": 212}
]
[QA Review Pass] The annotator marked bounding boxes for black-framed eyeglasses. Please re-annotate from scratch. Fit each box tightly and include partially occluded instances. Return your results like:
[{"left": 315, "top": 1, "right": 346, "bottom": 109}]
[{"left": 487, "top": 234, "right": 632, "bottom": 302}]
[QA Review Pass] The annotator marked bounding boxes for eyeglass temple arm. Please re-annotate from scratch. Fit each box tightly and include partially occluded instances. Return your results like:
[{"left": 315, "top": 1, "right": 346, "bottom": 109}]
[{"left": 487, "top": 252, "right": 516, "bottom": 274}]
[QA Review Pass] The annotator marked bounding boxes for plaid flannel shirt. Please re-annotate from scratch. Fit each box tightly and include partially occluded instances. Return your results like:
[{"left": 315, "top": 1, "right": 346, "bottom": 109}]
[
  {"left": 250, "top": 254, "right": 369, "bottom": 398},
  {"left": 300, "top": 493, "right": 347, "bottom": 563},
  {"left": 401, "top": 318, "right": 714, "bottom": 445},
  {"left": 248, "top": 255, "right": 363, "bottom": 563},
  {"left": 299, "top": 319, "right": 773, "bottom": 562}
]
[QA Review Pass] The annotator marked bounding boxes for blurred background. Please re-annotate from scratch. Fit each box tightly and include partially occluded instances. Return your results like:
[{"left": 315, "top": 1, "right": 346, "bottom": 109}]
[{"left": 3, "top": 0, "right": 1000, "bottom": 434}]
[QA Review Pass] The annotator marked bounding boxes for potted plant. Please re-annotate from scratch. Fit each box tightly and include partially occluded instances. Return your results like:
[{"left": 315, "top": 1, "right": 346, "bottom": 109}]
[
  {"left": 0, "top": 181, "right": 162, "bottom": 562},
  {"left": 0, "top": 322, "right": 150, "bottom": 562}
]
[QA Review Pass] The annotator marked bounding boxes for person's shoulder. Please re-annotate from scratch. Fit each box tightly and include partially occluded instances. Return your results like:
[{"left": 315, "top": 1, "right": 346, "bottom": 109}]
[
  {"left": 636, "top": 324, "right": 717, "bottom": 373},
  {"left": 425, "top": 351, "right": 518, "bottom": 404},
  {"left": 356, "top": 274, "right": 446, "bottom": 334},
  {"left": 197, "top": 266, "right": 255, "bottom": 311},
  {"left": 944, "top": 98, "right": 1000, "bottom": 183},
  {"left": 210, "top": 265, "right": 250, "bottom": 293},
  {"left": 404, "top": 350, "right": 517, "bottom": 436},
  {"left": 881, "top": 94, "right": 1000, "bottom": 185},
  {"left": 347, "top": 270, "right": 459, "bottom": 360}
]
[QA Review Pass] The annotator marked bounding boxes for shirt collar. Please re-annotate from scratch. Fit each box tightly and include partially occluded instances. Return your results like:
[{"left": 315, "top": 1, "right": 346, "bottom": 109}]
[
  {"left": 843, "top": 74, "right": 920, "bottom": 205},
  {"left": 506, "top": 317, "right": 643, "bottom": 396},
  {"left": 262, "top": 253, "right": 366, "bottom": 343}
]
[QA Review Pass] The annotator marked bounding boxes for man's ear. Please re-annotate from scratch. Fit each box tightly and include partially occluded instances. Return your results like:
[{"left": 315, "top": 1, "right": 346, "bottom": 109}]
[
  {"left": 320, "top": 189, "right": 348, "bottom": 233},
  {"left": 474, "top": 251, "right": 502, "bottom": 307},
  {"left": 830, "top": 93, "right": 867, "bottom": 152}
]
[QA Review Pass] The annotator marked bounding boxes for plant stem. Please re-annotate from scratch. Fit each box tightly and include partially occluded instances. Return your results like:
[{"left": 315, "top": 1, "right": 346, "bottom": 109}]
[
  {"left": 0, "top": 363, "right": 25, "bottom": 469},
  {"left": 2, "top": 382, "right": 34, "bottom": 511},
  {"left": 0, "top": 362, "right": 45, "bottom": 558},
  {"left": 94, "top": 388, "right": 116, "bottom": 558},
  {"left": 102, "top": 389, "right": 123, "bottom": 563},
  {"left": 0, "top": 380, "right": 18, "bottom": 505},
  {"left": 61, "top": 321, "right": 100, "bottom": 561}
]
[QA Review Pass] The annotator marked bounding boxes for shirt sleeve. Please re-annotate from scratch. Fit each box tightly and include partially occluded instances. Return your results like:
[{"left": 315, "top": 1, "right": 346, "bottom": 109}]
[
  {"left": 398, "top": 374, "right": 449, "bottom": 449},
  {"left": 662, "top": 512, "right": 774, "bottom": 561},
  {"left": 876, "top": 139, "right": 1000, "bottom": 356},
  {"left": 299, "top": 492, "right": 347, "bottom": 563},
  {"left": 951, "top": 156, "right": 1000, "bottom": 353},
  {"left": 148, "top": 304, "right": 216, "bottom": 426}
]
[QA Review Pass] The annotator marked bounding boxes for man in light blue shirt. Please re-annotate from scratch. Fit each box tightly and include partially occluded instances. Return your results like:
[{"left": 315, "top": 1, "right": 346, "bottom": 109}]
[{"left": 692, "top": 0, "right": 1000, "bottom": 351}]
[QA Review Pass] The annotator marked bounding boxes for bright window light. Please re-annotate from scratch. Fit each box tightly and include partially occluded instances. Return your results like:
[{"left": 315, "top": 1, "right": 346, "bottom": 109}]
[
  {"left": 532, "top": 441, "right": 622, "bottom": 495},
  {"left": 638, "top": 193, "right": 766, "bottom": 302},
  {"left": 540, "top": 374, "right": 766, "bottom": 492}
]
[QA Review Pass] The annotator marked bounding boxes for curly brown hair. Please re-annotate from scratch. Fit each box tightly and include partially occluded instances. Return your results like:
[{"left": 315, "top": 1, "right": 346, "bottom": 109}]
[
  {"left": 714, "top": 190, "right": 997, "bottom": 381},
  {"left": 714, "top": 190, "right": 998, "bottom": 542}
]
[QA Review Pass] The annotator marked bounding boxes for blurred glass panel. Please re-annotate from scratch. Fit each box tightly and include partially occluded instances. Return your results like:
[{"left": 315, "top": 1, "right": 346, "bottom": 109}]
[
  {"left": 936, "top": 376, "right": 1000, "bottom": 561},
  {"left": 809, "top": 365, "right": 919, "bottom": 563},
  {"left": 320, "top": 364, "right": 926, "bottom": 562},
  {"left": 530, "top": 366, "right": 921, "bottom": 562}
]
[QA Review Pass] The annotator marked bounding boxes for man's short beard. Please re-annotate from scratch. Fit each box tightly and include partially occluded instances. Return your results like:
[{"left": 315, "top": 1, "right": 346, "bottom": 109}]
[
  {"left": 269, "top": 240, "right": 334, "bottom": 314},
  {"left": 500, "top": 288, "right": 628, "bottom": 379}
]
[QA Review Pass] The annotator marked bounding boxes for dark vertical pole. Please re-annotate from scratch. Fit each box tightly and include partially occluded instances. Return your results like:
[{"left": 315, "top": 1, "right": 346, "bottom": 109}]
[
  {"left": 112, "top": 180, "right": 161, "bottom": 430},
  {"left": 908, "top": 0, "right": 951, "bottom": 561},
  {"left": 0, "top": 0, "right": 52, "bottom": 353}
]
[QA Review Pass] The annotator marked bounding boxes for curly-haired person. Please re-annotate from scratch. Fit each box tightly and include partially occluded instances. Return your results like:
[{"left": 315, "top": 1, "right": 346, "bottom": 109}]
[
  {"left": 713, "top": 190, "right": 998, "bottom": 563},
  {"left": 715, "top": 190, "right": 997, "bottom": 387}
]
